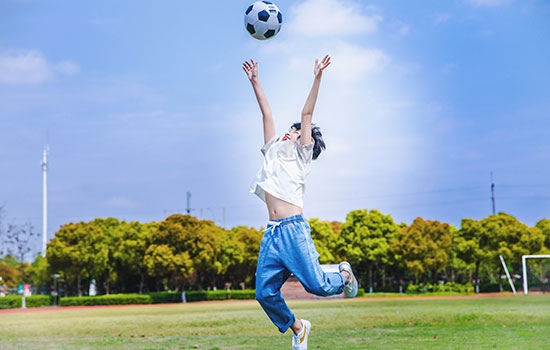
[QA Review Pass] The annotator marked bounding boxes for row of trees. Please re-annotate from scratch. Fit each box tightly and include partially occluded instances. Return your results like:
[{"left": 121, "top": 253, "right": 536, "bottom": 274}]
[{"left": 2, "top": 210, "right": 549, "bottom": 296}]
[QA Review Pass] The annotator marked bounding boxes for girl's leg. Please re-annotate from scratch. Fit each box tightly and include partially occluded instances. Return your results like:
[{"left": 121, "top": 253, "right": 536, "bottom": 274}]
[
  {"left": 279, "top": 220, "right": 346, "bottom": 297},
  {"left": 255, "top": 227, "right": 295, "bottom": 333}
]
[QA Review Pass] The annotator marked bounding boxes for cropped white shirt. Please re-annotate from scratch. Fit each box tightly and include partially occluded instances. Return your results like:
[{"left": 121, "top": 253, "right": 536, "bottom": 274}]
[{"left": 250, "top": 136, "right": 314, "bottom": 208}]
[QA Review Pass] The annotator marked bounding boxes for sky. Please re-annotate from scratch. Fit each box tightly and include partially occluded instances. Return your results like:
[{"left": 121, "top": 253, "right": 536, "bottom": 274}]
[{"left": 1, "top": 0, "right": 549, "bottom": 254}]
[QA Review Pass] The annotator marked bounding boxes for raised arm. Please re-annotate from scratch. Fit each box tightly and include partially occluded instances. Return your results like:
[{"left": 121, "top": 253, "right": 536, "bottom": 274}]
[
  {"left": 243, "top": 59, "right": 276, "bottom": 144},
  {"left": 300, "top": 55, "right": 331, "bottom": 146}
]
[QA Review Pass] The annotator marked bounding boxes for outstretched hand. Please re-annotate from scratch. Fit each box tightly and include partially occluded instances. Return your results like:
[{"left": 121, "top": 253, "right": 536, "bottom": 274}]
[
  {"left": 242, "top": 59, "right": 259, "bottom": 83},
  {"left": 314, "top": 55, "right": 331, "bottom": 77}
]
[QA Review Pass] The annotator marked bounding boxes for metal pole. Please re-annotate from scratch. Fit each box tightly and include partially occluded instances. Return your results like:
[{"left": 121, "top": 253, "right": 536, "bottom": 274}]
[
  {"left": 490, "top": 172, "right": 496, "bottom": 216},
  {"left": 521, "top": 255, "right": 527, "bottom": 295},
  {"left": 186, "top": 191, "right": 192, "bottom": 214},
  {"left": 41, "top": 145, "right": 49, "bottom": 257},
  {"left": 522, "top": 255, "right": 550, "bottom": 296},
  {"left": 499, "top": 255, "right": 516, "bottom": 295}
]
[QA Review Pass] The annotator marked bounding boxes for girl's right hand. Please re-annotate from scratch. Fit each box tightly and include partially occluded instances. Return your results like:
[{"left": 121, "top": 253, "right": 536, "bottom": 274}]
[{"left": 242, "top": 59, "right": 259, "bottom": 83}]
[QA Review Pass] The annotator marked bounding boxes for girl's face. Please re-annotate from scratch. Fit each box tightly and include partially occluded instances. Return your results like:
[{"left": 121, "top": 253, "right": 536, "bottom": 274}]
[{"left": 282, "top": 128, "right": 301, "bottom": 143}]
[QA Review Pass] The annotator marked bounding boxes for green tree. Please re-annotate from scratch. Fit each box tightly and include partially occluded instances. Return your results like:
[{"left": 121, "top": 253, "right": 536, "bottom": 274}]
[
  {"left": 337, "top": 209, "right": 399, "bottom": 293},
  {"left": 47, "top": 222, "right": 108, "bottom": 296},
  {"left": 0, "top": 255, "right": 19, "bottom": 268},
  {"left": 455, "top": 218, "right": 489, "bottom": 292},
  {"left": 145, "top": 243, "right": 191, "bottom": 291},
  {"left": 112, "top": 221, "right": 155, "bottom": 293},
  {"left": 0, "top": 263, "right": 19, "bottom": 289},
  {"left": 223, "top": 226, "right": 262, "bottom": 288},
  {"left": 26, "top": 255, "right": 51, "bottom": 290},
  {"left": 479, "top": 213, "right": 544, "bottom": 291},
  {"left": 92, "top": 217, "right": 121, "bottom": 294},
  {"left": 535, "top": 219, "right": 550, "bottom": 250},
  {"left": 146, "top": 215, "right": 230, "bottom": 290},
  {"left": 391, "top": 217, "right": 453, "bottom": 284},
  {"left": 309, "top": 218, "right": 340, "bottom": 264}
]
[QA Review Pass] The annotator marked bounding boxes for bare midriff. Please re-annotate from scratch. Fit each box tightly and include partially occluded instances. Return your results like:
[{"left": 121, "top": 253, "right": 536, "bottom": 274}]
[{"left": 265, "top": 191, "right": 303, "bottom": 220}]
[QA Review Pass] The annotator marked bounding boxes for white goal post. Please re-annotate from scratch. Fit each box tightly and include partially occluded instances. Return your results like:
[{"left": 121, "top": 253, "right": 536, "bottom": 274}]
[{"left": 522, "top": 255, "right": 550, "bottom": 295}]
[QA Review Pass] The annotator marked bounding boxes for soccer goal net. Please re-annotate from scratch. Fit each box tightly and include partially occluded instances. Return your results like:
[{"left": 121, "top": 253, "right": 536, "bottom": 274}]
[{"left": 522, "top": 255, "right": 550, "bottom": 295}]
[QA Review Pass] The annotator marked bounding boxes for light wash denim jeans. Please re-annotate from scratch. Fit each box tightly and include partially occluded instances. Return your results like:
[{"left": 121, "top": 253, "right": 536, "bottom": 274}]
[{"left": 255, "top": 214, "right": 346, "bottom": 333}]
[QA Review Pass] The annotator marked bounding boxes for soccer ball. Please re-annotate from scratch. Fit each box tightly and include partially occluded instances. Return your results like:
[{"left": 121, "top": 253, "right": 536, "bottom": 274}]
[{"left": 244, "top": 1, "right": 283, "bottom": 40}]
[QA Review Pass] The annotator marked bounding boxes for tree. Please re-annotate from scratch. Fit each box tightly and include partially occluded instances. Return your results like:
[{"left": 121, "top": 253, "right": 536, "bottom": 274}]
[
  {"left": 144, "top": 243, "right": 191, "bottom": 291},
  {"left": 1, "top": 222, "right": 38, "bottom": 306},
  {"left": 337, "top": 209, "right": 399, "bottom": 293},
  {"left": 535, "top": 219, "right": 550, "bottom": 251},
  {"left": 479, "top": 213, "right": 544, "bottom": 291},
  {"left": 93, "top": 217, "right": 121, "bottom": 294},
  {"left": 391, "top": 217, "right": 452, "bottom": 284},
  {"left": 145, "top": 215, "right": 207, "bottom": 290},
  {"left": 455, "top": 218, "right": 488, "bottom": 292},
  {"left": 47, "top": 222, "right": 108, "bottom": 296},
  {"left": 223, "top": 226, "right": 262, "bottom": 288},
  {"left": 112, "top": 221, "right": 155, "bottom": 293},
  {"left": 0, "top": 263, "right": 19, "bottom": 288},
  {"left": 309, "top": 218, "right": 340, "bottom": 264},
  {"left": 26, "top": 255, "right": 51, "bottom": 292}
]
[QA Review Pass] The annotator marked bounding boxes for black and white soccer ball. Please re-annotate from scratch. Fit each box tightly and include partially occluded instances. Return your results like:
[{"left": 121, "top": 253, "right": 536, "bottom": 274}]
[{"left": 244, "top": 1, "right": 283, "bottom": 40}]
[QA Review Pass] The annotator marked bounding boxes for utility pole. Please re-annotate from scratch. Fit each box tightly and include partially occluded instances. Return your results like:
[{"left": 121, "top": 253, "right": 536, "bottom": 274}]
[
  {"left": 186, "top": 191, "right": 192, "bottom": 214},
  {"left": 223, "top": 207, "right": 226, "bottom": 229},
  {"left": 41, "top": 145, "right": 49, "bottom": 257},
  {"left": 490, "top": 172, "right": 496, "bottom": 216}
]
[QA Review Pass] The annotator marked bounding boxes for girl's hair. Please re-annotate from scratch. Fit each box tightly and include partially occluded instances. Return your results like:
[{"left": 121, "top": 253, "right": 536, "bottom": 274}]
[{"left": 290, "top": 122, "right": 326, "bottom": 160}]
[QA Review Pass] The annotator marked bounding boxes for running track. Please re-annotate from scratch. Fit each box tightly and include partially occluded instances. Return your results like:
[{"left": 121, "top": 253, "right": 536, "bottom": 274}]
[{"left": 0, "top": 292, "right": 515, "bottom": 315}]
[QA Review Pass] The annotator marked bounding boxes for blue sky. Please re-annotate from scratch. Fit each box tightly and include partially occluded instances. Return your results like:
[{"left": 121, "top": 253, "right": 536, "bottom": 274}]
[{"left": 1, "top": 0, "right": 549, "bottom": 251}]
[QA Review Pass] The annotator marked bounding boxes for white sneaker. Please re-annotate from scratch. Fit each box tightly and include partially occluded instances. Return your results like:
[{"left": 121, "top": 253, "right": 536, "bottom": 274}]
[
  {"left": 339, "top": 261, "right": 358, "bottom": 298},
  {"left": 292, "top": 319, "right": 311, "bottom": 350}
]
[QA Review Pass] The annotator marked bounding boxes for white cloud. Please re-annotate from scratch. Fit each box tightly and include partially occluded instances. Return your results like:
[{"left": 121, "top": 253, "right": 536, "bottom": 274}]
[
  {"left": 286, "top": 0, "right": 383, "bottom": 37},
  {"left": 0, "top": 49, "right": 79, "bottom": 85},
  {"left": 0, "top": 50, "right": 52, "bottom": 85},
  {"left": 285, "top": 42, "right": 388, "bottom": 83},
  {"left": 55, "top": 60, "right": 80, "bottom": 75}
]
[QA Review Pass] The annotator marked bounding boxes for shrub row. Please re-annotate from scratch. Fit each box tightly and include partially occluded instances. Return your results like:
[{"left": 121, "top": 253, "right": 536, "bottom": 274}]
[
  {"left": 151, "top": 290, "right": 257, "bottom": 303},
  {"left": 1, "top": 284, "right": 479, "bottom": 309},
  {"left": 479, "top": 281, "right": 522, "bottom": 293},
  {"left": 58, "top": 290, "right": 258, "bottom": 307},
  {"left": 406, "top": 282, "right": 474, "bottom": 294},
  {"left": 60, "top": 294, "right": 151, "bottom": 306},
  {"left": 0, "top": 295, "right": 53, "bottom": 309}
]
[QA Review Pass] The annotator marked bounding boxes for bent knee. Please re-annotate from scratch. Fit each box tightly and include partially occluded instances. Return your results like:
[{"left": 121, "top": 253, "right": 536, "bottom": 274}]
[
  {"left": 304, "top": 282, "right": 332, "bottom": 297},
  {"left": 256, "top": 289, "right": 278, "bottom": 304}
]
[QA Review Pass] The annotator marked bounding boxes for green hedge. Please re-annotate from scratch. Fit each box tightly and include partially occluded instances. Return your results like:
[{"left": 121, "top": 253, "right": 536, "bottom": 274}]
[
  {"left": 60, "top": 294, "right": 151, "bottom": 307},
  {"left": 185, "top": 289, "right": 256, "bottom": 302},
  {"left": 479, "top": 280, "right": 522, "bottom": 293},
  {"left": 149, "top": 292, "right": 182, "bottom": 304},
  {"left": 58, "top": 290, "right": 257, "bottom": 307},
  {"left": 0, "top": 295, "right": 53, "bottom": 309},
  {"left": 406, "top": 282, "right": 474, "bottom": 294}
]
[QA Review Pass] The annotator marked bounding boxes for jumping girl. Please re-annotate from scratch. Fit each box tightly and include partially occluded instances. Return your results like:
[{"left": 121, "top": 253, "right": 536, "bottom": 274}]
[{"left": 242, "top": 55, "right": 358, "bottom": 350}]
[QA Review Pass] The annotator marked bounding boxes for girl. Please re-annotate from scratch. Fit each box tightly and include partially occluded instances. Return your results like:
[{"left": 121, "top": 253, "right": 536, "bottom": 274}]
[{"left": 243, "top": 56, "right": 358, "bottom": 350}]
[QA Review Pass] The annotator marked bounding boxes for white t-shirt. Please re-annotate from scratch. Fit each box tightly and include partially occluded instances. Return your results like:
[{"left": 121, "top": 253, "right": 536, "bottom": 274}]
[{"left": 250, "top": 136, "right": 314, "bottom": 208}]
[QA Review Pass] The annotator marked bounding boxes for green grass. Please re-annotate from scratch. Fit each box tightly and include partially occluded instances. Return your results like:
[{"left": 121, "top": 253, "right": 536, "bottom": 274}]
[{"left": 2, "top": 295, "right": 549, "bottom": 349}]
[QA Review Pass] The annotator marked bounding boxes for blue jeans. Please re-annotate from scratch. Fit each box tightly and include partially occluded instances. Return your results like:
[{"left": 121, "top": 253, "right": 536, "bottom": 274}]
[{"left": 255, "top": 214, "right": 346, "bottom": 333}]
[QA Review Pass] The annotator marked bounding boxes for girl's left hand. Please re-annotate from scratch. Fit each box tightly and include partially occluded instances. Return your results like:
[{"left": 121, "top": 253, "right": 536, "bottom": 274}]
[{"left": 314, "top": 55, "right": 331, "bottom": 77}]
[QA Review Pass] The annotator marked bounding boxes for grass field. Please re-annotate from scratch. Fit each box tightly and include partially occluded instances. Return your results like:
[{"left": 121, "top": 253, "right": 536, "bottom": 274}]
[{"left": 2, "top": 295, "right": 549, "bottom": 349}]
